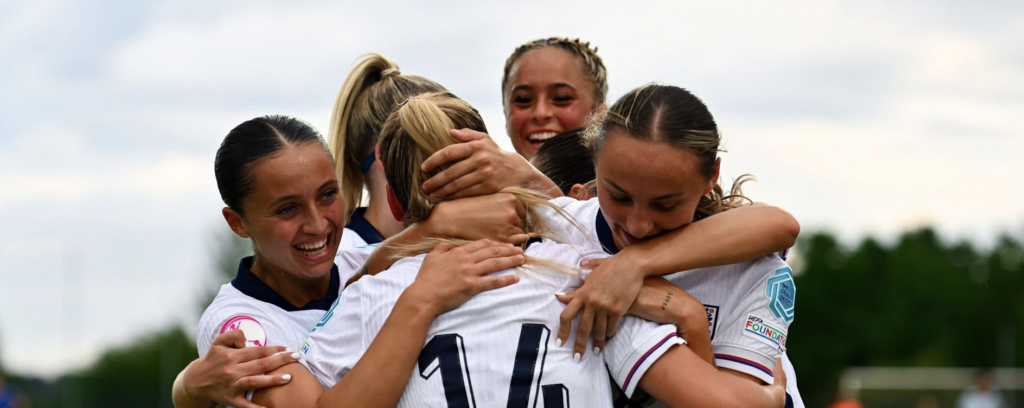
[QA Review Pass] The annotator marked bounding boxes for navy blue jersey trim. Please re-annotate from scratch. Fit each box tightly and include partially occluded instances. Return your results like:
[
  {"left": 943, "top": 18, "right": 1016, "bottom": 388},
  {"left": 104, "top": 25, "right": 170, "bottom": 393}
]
[
  {"left": 347, "top": 207, "right": 385, "bottom": 245},
  {"left": 231, "top": 256, "right": 340, "bottom": 312},
  {"left": 595, "top": 209, "right": 620, "bottom": 255}
]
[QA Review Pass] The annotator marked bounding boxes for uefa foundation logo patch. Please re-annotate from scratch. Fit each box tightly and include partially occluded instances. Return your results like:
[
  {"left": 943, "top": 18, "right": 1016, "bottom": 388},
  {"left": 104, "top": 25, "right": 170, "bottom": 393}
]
[
  {"left": 220, "top": 315, "right": 268, "bottom": 347},
  {"left": 743, "top": 314, "right": 787, "bottom": 352},
  {"left": 764, "top": 267, "right": 795, "bottom": 323}
]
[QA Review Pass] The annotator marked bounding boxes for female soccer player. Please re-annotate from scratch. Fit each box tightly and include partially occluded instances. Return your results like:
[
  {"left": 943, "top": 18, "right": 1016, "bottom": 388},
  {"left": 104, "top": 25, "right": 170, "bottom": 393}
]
[
  {"left": 547, "top": 84, "right": 802, "bottom": 405},
  {"left": 327, "top": 53, "right": 537, "bottom": 281},
  {"left": 253, "top": 92, "right": 789, "bottom": 408},
  {"left": 171, "top": 115, "right": 524, "bottom": 408}
]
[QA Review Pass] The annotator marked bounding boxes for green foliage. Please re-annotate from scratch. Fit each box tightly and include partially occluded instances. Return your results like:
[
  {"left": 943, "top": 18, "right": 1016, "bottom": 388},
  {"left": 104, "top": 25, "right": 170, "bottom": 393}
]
[
  {"left": 11, "top": 327, "right": 198, "bottom": 408},
  {"left": 790, "top": 228, "right": 1024, "bottom": 406}
]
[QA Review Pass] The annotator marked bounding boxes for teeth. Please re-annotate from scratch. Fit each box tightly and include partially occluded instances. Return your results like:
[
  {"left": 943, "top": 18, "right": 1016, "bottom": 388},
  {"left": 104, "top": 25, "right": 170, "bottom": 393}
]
[
  {"left": 528, "top": 132, "right": 557, "bottom": 142},
  {"left": 296, "top": 237, "right": 328, "bottom": 252}
]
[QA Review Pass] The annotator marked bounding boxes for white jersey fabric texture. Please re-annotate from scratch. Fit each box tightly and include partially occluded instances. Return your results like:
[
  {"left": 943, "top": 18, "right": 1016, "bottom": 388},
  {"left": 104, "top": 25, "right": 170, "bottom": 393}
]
[
  {"left": 299, "top": 239, "right": 684, "bottom": 407},
  {"left": 543, "top": 197, "right": 804, "bottom": 408},
  {"left": 197, "top": 256, "right": 342, "bottom": 355},
  {"left": 335, "top": 207, "right": 385, "bottom": 284}
]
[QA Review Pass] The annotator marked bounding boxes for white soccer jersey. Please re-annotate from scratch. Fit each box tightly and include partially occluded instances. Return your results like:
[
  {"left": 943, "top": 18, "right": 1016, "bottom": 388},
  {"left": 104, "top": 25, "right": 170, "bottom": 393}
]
[
  {"left": 543, "top": 197, "right": 804, "bottom": 407},
  {"left": 335, "top": 207, "right": 385, "bottom": 284},
  {"left": 299, "top": 239, "right": 684, "bottom": 407},
  {"left": 197, "top": 257, "right": 343, "bottom": 356}
]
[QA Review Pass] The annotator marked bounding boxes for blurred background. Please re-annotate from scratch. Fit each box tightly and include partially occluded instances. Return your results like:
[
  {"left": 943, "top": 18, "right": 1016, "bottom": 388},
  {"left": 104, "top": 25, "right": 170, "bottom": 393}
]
[{"left": 0, "top": 0, "right": 1022, "bottom": 406}]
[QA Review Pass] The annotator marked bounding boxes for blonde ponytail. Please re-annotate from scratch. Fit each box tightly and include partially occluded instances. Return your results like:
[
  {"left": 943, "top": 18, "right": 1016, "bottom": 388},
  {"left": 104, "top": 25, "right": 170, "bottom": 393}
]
[{"left": 327, "top": 53, "right": 446, "bottom": 222}]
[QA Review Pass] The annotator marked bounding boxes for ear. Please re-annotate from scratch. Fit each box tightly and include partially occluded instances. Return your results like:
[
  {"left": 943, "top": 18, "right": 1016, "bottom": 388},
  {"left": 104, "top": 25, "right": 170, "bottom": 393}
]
[
  {"left": 702, "top": 157, "right": 721, "bottom": 196},
  {"left": 385, "top": 183, "right": 406, "bottom": 222},
  {"left": 222, "top": 207, "right": 251, "bottom": 239},
  {"left": 374, "top": 143, "right": 384, "bottom": 171},
  {"left": 569, "top": 183, "right": 585, "bottom": 200}
]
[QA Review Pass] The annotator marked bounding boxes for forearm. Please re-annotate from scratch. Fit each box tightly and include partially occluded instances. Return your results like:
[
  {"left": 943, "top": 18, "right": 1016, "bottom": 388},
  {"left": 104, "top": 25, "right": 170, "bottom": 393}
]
[
  {"left": 171, "top": 363, "right": 215, "bottom": 408},
  {"left": 641, "top": 346, "right": 784, "bottom": 408},
  {"left": 318, "top": 295, "right": 435, "bottom": 408},
  {"left": 627, "top": 204, "right": 799, "bottom": 277}
]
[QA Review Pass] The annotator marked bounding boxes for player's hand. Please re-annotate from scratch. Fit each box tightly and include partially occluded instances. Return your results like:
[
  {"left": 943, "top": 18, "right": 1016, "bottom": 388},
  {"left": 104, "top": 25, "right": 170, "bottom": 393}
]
[
  {"left": 410, "top": 239, "right": 525, "bottom": 316},
  {"left": 553, "top": 255, "right": 645, "bottom": 362},
  {"left": 420, "top": 129, "right": 552, "bottom": 199},
  {"left": 427, "top": 193, "right": 529, "bottom": 245},
  {"left": 179, "top": 330, "right": 299, "bottom": 408}
]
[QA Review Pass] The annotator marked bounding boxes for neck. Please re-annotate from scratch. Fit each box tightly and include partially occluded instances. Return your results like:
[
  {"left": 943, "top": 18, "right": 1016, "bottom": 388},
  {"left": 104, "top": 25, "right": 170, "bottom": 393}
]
[
  {"left": 364, "top": 167, "right": 405, "bottom": 238},
  {"left": 250, "top": 256, "right": 330, "bottom": 308}
]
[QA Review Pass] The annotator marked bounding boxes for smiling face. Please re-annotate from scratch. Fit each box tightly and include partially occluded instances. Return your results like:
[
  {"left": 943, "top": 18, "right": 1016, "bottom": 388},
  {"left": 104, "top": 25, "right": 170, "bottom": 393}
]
[
  {"left": 504, "top": 47, "right": 598, "bottom": 159},
  {"left": 596, "top": 130, "right": 719, "bottom": 251},
  {"left": 229, "top": 142, "right": 344, "bottom": 283}
]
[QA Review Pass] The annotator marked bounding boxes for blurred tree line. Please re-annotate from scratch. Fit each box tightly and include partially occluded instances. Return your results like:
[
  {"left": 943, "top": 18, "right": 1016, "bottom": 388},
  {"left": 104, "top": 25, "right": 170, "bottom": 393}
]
[
  {"left": 2, "top": 227, "right": 1022, "bottom": 407},
  {"left": 792, "top": 228, "right": 1024, "bottom": 406}
]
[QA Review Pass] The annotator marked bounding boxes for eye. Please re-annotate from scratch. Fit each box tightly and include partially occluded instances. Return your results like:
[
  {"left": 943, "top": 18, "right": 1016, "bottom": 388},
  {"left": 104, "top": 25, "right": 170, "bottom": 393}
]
[
  {"left": 553, "top": 94, "right": 575, "bottom": 104},
  {"left": 512, "top": 95, "right": 532, "bottom": 105},
  {"left": 610, "top": 194, "right": 631, "bottom": 203},
  {"left": 278, "top": 205, "right": 297, "bottom": 215},
  {"left": 321, "top": 189, "right": 338, "bottom": 201},
  {"left": 653, "top": 203, "right": 679, "bottom": 213}
]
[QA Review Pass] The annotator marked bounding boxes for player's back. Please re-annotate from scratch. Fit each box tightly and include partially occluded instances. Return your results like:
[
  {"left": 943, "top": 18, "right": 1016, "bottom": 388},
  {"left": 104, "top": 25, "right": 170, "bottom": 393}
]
[{"left": 300, "top": 239, "right": 681, "bottom": 408}]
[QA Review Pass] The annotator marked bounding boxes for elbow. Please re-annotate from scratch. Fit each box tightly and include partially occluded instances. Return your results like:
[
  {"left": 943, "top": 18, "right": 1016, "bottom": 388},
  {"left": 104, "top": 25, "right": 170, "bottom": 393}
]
[{"left": 773, "top": 209, "right": 800, "bottom": 250}]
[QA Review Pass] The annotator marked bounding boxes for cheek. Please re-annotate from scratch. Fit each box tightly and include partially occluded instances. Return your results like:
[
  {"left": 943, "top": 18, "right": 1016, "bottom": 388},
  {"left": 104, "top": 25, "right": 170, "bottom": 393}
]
[{"left": 555, "top": 105, "right": 590, "bottom": 129}]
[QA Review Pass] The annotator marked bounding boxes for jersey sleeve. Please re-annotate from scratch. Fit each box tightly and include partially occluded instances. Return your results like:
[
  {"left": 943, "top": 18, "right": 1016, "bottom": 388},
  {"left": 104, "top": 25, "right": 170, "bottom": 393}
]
[
  {"left": 298, "top": 279, "right": 368, "bottom": 390},
  {"left": 712, "top": 256, "right": 795, "bottom": 383},
  {"left": 603, "top": 316, "right": 685, "bottom": 398},
  {"left": 196, "top": 298, "right": 288, "bottom": 357}
]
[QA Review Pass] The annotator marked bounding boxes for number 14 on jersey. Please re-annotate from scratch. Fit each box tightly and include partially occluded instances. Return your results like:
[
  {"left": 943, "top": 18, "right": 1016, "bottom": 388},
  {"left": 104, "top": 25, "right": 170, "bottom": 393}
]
[{"left": 418, "top": 324, "right": 570, "bottom": 408}]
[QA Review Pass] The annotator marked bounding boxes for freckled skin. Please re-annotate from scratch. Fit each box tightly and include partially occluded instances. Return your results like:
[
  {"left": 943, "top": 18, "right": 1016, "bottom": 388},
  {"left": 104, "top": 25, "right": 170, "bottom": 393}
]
[
  {"left": 237, "top": 143, "right": 345, "bottom": 303},
  {"left": 595, "top": 130, "right": 716, "bottom": 251},
  {"left": 504, "top": 47, "right": 598, "bottom": 159}
]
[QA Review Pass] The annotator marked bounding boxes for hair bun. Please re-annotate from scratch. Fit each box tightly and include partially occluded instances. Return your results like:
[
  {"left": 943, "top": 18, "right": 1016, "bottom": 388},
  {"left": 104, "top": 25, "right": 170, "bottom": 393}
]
[{"left": 381, "top": 68, "right": 401, "bottom": 78}]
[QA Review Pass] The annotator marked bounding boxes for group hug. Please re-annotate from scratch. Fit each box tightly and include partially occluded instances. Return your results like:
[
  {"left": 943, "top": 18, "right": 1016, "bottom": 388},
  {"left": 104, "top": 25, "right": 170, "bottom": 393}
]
[{"left": 170, "top": 37, "right": 803, "bottom": 408}]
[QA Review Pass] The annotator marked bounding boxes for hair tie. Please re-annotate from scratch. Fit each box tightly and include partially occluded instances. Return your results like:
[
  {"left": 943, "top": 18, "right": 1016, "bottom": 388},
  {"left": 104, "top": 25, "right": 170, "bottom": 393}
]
[
  {"left": 381, "top": 68, "right": 401, "bottom": 78},
  {"left": 360, "top": 152, "right": 376, "bottom": 174}
]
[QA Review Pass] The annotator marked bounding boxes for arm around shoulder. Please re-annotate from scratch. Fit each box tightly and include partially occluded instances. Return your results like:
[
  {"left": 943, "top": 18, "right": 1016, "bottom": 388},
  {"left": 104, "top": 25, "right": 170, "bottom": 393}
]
[{"left": 638, "top": 345, "right": 787, "bottom": 408}]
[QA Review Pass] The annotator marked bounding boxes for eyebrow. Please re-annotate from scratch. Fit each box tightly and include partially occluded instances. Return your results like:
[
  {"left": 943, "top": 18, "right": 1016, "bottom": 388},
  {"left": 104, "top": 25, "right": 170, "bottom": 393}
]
[
  {"left": 268, "top": 179, "right": 337, "bottom": 207},
  {"left": 606, "top": 179, "right": 684, "bottom": 200},
  {"left": 510, "top": 83, "right": 578, "bottom": 94}
]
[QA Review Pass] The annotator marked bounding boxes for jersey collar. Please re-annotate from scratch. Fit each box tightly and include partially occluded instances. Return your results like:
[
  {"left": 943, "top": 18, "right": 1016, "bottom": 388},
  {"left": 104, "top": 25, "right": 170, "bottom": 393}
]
[
  {"left": 595, "top": 209, "right": 620, "bottom": 255},
  {"left": 231, "top": 256, "right": 340, "bottom": 312},
  {"left": 347, "top": 207, "right": 385, "bottom": 245}
]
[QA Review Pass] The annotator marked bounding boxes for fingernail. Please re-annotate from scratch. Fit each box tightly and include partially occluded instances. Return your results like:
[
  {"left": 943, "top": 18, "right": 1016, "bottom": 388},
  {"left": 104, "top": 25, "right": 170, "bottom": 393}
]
[
  {"left": 282, "top": 374, "right": 292, "bottom": 382},
  {"left": 555, "top": 338, "right": 563, "bottom": 347},
  {"left": 573, "top": 353, "right": 581, "bottom": 363},
  {"left": 593, "top": 347, "right": 601, "bottom": 356},
  {"left": 290, "top": 352, "right": 301, "bottom": 360},
  {"left": 285, "top": 346, "right": 293, "bottom": 351},
  {"left": 555, "top": 292, "right": 566, "bottom": 297}
]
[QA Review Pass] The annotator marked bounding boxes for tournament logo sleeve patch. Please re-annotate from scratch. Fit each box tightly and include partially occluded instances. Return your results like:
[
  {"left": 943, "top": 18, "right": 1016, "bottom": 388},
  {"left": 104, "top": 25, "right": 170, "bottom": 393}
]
[
  {"left": 765, "top": 267, "right": 795, "bottom": 323},
  {"left": 220, "top": 315, "right": 268, "bottom": 347},
  {"left": 742, "top": 314, "right": 788, "bottom": 353}
]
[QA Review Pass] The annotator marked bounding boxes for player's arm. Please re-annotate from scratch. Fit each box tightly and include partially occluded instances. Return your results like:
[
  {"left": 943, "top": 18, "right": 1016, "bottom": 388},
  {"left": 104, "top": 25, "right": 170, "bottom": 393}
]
[
  {"left": 639, "top": 345, "right": 787, "bottom": 408},
  {"left": 251, "top": 364, "right": 322, "bottom": 408},
  {"left": 558, "top": 203, "right": 799, "bottom": 358},
  {"left": 255, "top": 240, "right": 524, "bottom": 408},
  {"left": 420, "top": 128, "right": 562, "bottom": 199},
  {"left": 358, "top": 193, "right": 529, "bottom": 277}
]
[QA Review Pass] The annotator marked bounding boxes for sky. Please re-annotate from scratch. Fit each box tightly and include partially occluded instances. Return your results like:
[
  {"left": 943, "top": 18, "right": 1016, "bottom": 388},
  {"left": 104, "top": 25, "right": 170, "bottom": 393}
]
[{"left": 0, "top": 0, "right": 1022, "bottom": 378}]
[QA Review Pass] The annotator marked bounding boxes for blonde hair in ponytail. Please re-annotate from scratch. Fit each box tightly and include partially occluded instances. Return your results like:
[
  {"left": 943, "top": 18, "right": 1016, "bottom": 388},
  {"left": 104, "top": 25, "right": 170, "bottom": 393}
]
[
  {"left": 327, "top": 53, "right": 447, "bottom": 222},
  {"left": 378, "top": 92, "right": 587, "bottom": 275}
]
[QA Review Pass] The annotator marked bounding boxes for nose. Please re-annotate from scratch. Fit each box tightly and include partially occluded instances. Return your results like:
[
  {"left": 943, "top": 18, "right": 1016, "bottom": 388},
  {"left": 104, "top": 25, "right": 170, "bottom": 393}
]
[
  {"left": 625, "top": 209, "right": 654, "bottom": 239},
  {"left": 532, "top": 99, "right": 553, "bottom": 122},
  {"left": 302, "top": 205, "right": 329, "bottom": 235}
]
